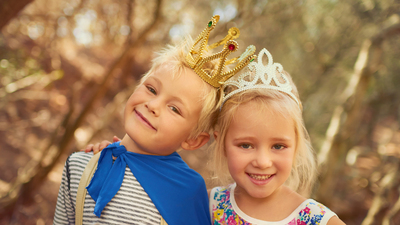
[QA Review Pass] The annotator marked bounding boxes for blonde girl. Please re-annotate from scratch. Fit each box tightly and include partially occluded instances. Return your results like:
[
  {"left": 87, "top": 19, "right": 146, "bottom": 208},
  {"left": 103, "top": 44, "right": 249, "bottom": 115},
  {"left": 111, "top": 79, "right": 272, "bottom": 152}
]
[
  {"left": 210, "top": 48, "right": 345, "bottom": 225},
  {"left": 84, "top": 48, "right": 346, "bottom": 225}
]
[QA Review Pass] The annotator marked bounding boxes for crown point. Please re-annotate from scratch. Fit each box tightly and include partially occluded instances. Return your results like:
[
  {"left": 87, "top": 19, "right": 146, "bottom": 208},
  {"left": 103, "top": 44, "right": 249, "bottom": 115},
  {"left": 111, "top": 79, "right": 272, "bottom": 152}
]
[
  {"left": 228, "top": 44, "right": 236, "bottom": 51},
  {"left": 228, "top": 28, "right": 240, "bottom": 38}
]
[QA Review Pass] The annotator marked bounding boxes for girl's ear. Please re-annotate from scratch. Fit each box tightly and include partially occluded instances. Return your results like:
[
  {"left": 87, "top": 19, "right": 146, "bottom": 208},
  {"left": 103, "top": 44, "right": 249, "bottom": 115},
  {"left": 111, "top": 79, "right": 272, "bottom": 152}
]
[
  {"left": 213, "top": 131, "right": 219, "bottom": 140},
  {"left": 181, "top": 132, "right": 210, "bottom": 151}
]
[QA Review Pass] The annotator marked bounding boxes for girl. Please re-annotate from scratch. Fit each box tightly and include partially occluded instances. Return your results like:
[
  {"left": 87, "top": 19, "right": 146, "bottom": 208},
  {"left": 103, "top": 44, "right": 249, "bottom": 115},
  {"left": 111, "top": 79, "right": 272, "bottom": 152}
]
[
  {"left": 210, "top": 48, "right": 345, "bottom": 224},
  {"left": 84, "top": 48, "right": 346, "bottom": 225}
]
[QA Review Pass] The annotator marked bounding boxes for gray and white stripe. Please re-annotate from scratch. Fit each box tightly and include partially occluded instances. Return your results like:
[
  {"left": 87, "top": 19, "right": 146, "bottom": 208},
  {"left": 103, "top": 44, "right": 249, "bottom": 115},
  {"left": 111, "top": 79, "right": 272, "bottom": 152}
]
[{"left": 53, "top": 152, "right": 161, "bottom": 225}]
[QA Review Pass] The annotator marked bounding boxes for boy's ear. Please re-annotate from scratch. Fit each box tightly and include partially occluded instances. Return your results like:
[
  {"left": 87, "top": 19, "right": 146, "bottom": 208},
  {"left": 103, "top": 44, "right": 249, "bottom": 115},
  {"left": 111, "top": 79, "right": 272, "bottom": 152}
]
[{"left": 181, "top": 132, "right": 210, "bottom": 151}]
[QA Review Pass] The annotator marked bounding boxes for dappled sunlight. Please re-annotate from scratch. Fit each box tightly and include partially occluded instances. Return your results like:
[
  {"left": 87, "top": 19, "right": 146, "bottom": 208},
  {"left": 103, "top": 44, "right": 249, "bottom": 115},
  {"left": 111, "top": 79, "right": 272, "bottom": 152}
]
[{"left": 0, "top": 0, "right": 399, "bottom": 224}]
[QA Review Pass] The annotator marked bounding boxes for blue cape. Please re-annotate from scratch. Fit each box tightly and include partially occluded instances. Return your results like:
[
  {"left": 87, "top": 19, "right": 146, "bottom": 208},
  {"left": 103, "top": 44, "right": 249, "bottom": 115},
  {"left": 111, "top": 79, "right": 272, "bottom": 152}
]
[{"left": 86, "top": 142, "right": 211, "bottom": 224}]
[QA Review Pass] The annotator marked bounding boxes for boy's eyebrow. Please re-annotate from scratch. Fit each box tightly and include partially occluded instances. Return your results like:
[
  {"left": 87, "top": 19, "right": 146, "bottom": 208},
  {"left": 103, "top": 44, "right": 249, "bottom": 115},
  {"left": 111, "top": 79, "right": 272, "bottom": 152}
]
[
  {"left": 148, "top": 76, "right": 162, "bottom": 86},
  {"left": 171, "top": 94, "right": 191, "bottom": 115},
  {"left": 149, "top": 76, "right": 190, "bottom": 114},
  {"left": 173, "top": 96, "right": 187, "bottom": 106}
]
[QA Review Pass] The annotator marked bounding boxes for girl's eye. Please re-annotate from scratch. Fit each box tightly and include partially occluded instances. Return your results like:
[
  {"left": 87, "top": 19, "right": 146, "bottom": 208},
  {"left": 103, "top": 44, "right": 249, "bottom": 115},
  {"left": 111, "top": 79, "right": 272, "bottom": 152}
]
[
  {"left": 240, "top": 144, "right": 252, "bottom": 149},
  {"left": 272, "top": 144, "right": 285, "bottom": 150},
  {"left": 169, "top": 106, "right": 181, "bottom": 115},
  {"left": 146, "top": 86, "right": 156, "bottom": 95}
]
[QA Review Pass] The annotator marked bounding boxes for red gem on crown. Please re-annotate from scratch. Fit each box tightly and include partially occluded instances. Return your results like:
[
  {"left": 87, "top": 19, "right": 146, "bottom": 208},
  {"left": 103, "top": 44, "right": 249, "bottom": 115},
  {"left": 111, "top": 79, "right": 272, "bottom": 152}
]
[{"left": 228, "top": 44, "right": 235, "bottom": 51}]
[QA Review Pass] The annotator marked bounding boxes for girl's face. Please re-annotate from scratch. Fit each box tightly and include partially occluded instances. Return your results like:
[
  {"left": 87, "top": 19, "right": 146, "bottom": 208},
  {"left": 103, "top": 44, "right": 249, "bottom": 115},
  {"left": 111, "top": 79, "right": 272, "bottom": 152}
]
[{"left": 224, "top": 101, "right": 296, "bottom": 200}]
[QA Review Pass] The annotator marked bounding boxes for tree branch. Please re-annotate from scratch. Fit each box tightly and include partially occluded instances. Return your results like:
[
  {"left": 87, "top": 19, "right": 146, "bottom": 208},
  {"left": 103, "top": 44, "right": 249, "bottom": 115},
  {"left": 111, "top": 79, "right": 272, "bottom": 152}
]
[
  {"left": 0, "top": 0, "right": 34, "bottom": 30},
  {"left": 0, "top": 0, "right": 163, "bottom": 219}
]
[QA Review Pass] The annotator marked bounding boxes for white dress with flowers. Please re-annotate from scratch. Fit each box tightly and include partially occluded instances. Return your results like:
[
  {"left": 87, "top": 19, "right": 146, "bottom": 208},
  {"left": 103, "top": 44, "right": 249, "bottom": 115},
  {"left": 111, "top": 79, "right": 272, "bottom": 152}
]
[{"left": 210, "top": 183, "right": 337, "bottom": 225}]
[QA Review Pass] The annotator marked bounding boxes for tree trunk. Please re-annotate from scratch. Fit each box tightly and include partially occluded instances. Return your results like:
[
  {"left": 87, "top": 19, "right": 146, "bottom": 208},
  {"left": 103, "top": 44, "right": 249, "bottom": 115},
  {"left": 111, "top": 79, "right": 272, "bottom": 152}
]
[
  {"left": 0, "top": 0, "right": 34, "bottom": 30},
  {"left": 361, "top": 159, "right": 400, "bottom": 225},
  {"left": 316, "top": 23, "right": 400, "bottom": 203},
  {"left": 0, "top": 0, "right": 163, "bottom": 219}
]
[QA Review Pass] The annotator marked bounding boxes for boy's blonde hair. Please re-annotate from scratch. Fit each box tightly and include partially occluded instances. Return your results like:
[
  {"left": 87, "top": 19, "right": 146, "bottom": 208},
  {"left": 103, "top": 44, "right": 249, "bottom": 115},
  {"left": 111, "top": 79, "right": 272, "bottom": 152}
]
[
  {"left": 212, "top": 72, "right": 317, "bottom": 195},
  {"left": 138, "top": 36, "right": 223, "bottom": 139}
]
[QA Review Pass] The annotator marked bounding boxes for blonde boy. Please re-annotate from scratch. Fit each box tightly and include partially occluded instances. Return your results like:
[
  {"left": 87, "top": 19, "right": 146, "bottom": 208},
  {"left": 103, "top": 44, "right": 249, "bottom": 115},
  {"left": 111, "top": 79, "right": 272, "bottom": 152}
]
[{"left": 54, "top": 15, "right": 255, "bottom": 225}]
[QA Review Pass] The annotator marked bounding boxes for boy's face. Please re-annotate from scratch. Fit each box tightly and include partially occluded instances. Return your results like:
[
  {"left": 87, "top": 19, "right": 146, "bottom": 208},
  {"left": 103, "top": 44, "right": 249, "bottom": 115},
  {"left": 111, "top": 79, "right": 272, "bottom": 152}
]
[{"left": 122, "top": 64, "right": 206, "bottom": 155}]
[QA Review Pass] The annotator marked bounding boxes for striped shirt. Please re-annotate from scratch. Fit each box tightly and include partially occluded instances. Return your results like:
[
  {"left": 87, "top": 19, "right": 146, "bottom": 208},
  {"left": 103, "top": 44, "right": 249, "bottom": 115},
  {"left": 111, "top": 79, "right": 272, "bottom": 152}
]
[{"left": 53, "top": 152, "right": 161, "bottom": 224}]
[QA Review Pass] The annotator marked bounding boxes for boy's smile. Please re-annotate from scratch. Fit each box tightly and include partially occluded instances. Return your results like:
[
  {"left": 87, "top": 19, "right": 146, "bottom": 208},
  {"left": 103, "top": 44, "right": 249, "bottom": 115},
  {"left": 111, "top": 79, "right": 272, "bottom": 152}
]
[
  {"left": 121, "top": 64, "right": 207, "bottom": 156},
  {"left": 134, "top": 109, "right": 157, "bottom": 131}
]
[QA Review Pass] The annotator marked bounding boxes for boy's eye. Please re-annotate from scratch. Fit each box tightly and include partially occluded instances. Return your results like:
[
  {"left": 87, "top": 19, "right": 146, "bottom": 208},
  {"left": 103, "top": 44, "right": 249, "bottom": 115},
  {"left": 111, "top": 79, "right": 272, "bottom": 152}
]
[
  {"left": 240, "top": 143, "right": 252, "bottom": 149},
  {"left": 146, "top": 86, "right": 156, "bottom": 95},
  {"left": 272, "top": 144, "right": 285, "bottom": 150},
  {"left": 169, "top": 106, "right": 181, "bottom": 115}
]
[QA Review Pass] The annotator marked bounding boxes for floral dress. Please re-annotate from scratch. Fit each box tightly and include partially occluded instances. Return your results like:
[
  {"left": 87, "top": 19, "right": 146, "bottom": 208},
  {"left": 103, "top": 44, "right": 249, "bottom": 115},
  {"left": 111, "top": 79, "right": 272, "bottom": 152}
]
[{"left": 210, "top": 183, "right": 337, "bottom": 225}]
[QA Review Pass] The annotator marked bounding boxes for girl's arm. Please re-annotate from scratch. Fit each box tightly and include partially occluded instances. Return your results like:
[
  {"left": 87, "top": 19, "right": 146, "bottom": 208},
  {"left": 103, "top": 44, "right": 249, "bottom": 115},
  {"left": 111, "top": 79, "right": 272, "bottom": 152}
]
[
  {"left": 328, "top": 216, "right": 346, "bottom": 225},
  {"left": 81, "top": 136, "right": 121, "bottom": 154}
]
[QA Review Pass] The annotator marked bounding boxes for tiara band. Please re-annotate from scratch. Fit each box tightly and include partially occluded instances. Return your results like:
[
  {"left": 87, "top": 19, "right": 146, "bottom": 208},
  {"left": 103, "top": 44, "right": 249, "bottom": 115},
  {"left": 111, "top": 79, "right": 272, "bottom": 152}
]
[
  {"left": 222, "top": 48, "right": 300, "bottom": 107},
  {"left": 186, "top": 15, "right": 256, "bottom": 88}
]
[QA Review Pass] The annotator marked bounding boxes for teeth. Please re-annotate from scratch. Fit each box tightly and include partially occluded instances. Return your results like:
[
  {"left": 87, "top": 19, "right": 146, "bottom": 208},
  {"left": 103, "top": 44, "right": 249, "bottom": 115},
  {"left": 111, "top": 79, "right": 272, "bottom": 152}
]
[{"left": 249, "top": 174, "right": 272, "bottom": 180}]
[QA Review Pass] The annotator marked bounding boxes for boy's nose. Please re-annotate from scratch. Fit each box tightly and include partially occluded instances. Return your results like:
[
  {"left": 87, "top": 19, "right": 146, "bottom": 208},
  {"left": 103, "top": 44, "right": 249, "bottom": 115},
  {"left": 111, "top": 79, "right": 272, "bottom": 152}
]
[{"left": 146, "top": 99, "right": 161, "bottom": 116}]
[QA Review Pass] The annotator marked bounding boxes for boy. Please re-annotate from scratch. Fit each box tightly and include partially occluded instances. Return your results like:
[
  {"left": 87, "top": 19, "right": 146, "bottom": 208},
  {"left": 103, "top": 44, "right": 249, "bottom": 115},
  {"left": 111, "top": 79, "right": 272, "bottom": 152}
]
[{"left": 53, "top": 15, "right": 255, "bottom": 225}]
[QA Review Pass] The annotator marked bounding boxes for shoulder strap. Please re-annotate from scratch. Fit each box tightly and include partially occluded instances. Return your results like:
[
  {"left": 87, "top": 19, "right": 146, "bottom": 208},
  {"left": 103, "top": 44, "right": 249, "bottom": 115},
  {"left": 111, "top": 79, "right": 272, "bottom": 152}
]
[
  {"left": 160, "top": 217, "right": 168, "bottom": 225},
  {"left": 75, "top": 152, "right": 168, "bottom": 225},
  {"left": 76, "top": 152, "right": 101, "bottom": 225}
]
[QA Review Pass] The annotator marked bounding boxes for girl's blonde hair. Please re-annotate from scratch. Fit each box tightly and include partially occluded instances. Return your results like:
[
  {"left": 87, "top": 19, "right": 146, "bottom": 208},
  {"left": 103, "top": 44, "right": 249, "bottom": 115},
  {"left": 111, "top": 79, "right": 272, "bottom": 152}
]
[
  {"left": 138, "top": 36, "right": 223, "bottom": 139},
  {"left": 212, "top": 73, "right": 317, "bottom": 195}
]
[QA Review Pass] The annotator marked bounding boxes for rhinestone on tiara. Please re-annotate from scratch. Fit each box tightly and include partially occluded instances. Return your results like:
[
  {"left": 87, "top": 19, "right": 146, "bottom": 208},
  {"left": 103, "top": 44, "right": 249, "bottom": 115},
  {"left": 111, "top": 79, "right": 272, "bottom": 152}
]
[
  {"left": 222, "top": 48, "right": 300, "bottom": 106},
  {"left": 186, "top": 15, "right": 256, "bottom": 88}
]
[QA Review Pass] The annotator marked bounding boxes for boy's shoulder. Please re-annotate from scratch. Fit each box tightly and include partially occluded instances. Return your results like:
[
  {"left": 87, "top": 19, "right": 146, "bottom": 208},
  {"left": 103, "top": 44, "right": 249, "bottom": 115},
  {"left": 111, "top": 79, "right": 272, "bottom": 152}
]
[{"left": 66, "top": 151, "right": 94, "bottom": 168}]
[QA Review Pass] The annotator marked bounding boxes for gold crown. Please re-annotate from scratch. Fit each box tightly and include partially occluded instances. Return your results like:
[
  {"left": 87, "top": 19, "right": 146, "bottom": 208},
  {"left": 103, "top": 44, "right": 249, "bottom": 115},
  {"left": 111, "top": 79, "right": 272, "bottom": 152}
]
[{"left": 186, "top": 15, "right": 256, "bottom": 88}]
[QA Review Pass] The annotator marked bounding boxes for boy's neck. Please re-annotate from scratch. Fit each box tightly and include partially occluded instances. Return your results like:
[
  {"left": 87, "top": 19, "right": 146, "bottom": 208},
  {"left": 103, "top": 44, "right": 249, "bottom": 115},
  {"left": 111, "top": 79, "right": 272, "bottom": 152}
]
[{"left": 119, "top": 134, "right": 177, "bottom": 156}]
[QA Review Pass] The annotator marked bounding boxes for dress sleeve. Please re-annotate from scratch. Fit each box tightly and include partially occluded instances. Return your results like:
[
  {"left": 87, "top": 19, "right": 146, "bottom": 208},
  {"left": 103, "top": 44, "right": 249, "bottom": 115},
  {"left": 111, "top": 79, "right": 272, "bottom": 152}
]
[
  {"left": 319, "top": 209, "right": 338, "bottom": 225},
  {"left": 53, "top": 156, "right": 75, "bottom": 225},
  {"left": 306, "top": 199, "right": 338, "bottom": 225},
  {"left": 209, "top": 187, "right": 218, "bottom": 220}
]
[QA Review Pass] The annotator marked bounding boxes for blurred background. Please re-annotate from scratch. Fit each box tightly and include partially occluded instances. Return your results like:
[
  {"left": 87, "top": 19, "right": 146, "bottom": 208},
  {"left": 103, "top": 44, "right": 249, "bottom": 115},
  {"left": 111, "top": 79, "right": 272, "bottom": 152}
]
[{"left": 0, "top": 0, "right": 400, "bottom": 224}]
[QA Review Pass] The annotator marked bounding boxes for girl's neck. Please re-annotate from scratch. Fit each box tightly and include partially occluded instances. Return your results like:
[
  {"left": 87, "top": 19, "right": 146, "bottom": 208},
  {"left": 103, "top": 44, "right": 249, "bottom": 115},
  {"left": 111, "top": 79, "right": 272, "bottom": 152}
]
[{"left": 234, "top": 185, "right": 306, "bottom": 221}]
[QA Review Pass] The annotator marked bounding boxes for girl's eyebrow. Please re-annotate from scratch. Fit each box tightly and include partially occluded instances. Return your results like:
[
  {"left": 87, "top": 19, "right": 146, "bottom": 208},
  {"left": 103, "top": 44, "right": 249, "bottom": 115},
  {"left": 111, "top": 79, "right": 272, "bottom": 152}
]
[
  {"left": 231, "top": 136, "right": 293, "bottom": 143},
  {"left": 231, "top": 136, "right": 257, "bottom": 142},
  {"left": 270, "top": 137, "right": 292, "bottom": 142}
]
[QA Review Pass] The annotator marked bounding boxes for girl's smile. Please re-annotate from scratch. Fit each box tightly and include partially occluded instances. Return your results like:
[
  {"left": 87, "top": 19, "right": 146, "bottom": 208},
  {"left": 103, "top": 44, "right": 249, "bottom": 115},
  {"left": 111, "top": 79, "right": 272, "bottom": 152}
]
[{"left": 247, "top": 173, "right": 274, "bottom": 185}]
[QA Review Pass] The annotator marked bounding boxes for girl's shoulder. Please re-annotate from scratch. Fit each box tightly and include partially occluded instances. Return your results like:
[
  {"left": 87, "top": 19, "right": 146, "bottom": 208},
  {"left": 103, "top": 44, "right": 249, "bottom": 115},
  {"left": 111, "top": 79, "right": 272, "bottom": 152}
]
[
  {"left": 210, "top": 184, "right": 234, "bottom": 203},
  {"left": 209, "top": 185, "right": 339, "bottom": 225},
  {"left": 290, "top": 199, "right": 337, "bottom": 225}
]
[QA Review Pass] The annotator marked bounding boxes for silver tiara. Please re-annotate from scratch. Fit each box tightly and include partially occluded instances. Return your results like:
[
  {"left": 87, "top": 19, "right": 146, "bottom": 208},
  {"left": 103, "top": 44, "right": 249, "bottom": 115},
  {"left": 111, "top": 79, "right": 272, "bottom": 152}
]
[{"left": 221, "top": 48, "right": 300, "bottom": 106}]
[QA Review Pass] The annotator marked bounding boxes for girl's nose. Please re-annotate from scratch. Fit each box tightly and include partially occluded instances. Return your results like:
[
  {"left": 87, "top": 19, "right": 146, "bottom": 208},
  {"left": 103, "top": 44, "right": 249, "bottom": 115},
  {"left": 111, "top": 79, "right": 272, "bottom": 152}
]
[{"left": 252, "top": 149, "right": 273, "bottom": 169}]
